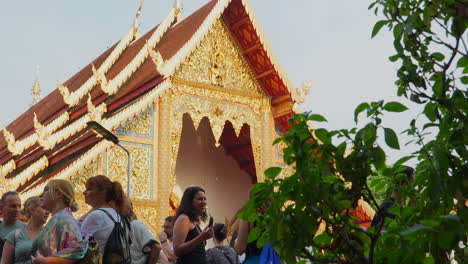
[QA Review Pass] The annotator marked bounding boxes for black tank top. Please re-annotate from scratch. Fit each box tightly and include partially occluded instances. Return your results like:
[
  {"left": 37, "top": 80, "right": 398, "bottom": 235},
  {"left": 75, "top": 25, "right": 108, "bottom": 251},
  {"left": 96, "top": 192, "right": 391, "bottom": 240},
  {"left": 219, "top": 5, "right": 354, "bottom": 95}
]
[{"left": 177, "top": 224, "right": 207, "bottom": 264}]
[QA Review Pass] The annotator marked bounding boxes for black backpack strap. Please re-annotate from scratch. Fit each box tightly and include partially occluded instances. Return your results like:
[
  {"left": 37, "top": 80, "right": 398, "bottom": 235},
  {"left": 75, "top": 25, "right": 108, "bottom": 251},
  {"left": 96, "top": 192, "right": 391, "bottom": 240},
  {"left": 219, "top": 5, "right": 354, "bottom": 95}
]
[{"left": 97, "top": 208, "right": 119, "bottom": 223}]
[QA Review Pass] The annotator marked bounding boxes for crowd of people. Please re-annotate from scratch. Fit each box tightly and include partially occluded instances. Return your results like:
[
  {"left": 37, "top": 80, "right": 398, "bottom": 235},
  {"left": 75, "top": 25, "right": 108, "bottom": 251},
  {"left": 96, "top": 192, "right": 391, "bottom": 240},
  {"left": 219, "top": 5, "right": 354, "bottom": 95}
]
[{"left": 0, "top": 176, "right": 268, "bottom": 264}]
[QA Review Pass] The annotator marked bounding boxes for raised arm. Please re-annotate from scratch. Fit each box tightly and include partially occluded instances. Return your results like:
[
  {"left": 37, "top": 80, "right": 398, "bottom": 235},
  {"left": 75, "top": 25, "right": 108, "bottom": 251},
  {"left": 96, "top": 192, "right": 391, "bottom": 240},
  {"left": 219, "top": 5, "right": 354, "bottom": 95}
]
[{"left": 234, "top": 220, "right": 251, "bottom": 255}]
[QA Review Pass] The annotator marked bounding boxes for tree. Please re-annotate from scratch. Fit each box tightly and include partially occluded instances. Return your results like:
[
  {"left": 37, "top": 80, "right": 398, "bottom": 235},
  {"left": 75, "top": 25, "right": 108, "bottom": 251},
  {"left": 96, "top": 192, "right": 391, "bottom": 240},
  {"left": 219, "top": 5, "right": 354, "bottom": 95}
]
[{"left": 240, "top": 0, "right": 467, "bottom": 263}]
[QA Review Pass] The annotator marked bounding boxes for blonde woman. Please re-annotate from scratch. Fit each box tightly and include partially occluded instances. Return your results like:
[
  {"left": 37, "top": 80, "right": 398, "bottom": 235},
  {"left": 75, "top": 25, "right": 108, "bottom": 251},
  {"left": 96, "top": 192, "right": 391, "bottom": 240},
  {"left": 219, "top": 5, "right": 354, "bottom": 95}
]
[
  {"left": 31, "top": 179, "right": 88, "bottom": 264},
  {"left": 1, "top": 196, "right": 49, "bottom": 264}
]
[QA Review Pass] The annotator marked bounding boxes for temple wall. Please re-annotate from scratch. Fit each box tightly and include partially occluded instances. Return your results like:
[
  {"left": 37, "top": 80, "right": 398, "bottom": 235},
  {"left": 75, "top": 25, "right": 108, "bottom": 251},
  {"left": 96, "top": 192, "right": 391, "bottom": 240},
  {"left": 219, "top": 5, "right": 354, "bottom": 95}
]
[{"left": 175, "top": 114, "right": 251, "bottom": 223}]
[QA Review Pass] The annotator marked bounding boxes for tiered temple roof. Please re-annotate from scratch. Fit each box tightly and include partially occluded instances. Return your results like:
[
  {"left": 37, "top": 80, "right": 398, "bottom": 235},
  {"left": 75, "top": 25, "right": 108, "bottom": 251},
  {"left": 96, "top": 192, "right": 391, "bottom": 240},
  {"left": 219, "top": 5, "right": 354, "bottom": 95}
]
[{"left": 0, "top": 0, "right": 300, "bottom": 195}]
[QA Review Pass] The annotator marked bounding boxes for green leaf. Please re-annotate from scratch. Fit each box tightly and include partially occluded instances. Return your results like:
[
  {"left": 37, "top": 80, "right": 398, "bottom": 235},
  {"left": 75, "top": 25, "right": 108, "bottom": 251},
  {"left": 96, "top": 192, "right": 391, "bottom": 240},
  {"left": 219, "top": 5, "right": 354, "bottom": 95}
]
[
  {"left": 314, "top": 128, "right": 331, "bottom": 144},
  {"left": 384, "top": 127, "right": 400, "bottom": 149},
  {"left": 354, "top": 102, "right": 370, "bottom": 123},
  {"left": 437, "top": 214, "right": 460, "bottom": 222},
  {"left": 372, "top": 20, "right": 388, "bottom": 38},
  {"left": 431, "top": 52, "right": 445, "bottom": 61},
  {"left": 314, "top": 233, "right": 331, "bottom": 246},
  {"left": 389, "top": 54, "right": 400, "bottom": 62},
  {"left": 273, "top": 137, "right": 283, "bottom": 145},
  {"left": 383, "top": 101, "right": 408, "bottom": 112},
  {"left": 400, "top": 224, "right": 432, "bottom": 236},
  {"left": 461, "top": 76, "right": 468, "bottom": 85},
  {"left": 393, "top": 23, "right": 404, "bottom": 41},
  {"left": 264, "top": 167, "right": 282, "bottom": 180},
  {"left": 248, "top": 226, "right": 262, "bottom": 243},
  {"left": 423, "top": 256, "right": 435, "bottom": 264},
  {"left": 457, "top": 56, "right": 468, "bottom": 67},
  {"left": 423, "top": 103, "right": 437, "bottom": 122},
  {"left": 393, "top": 156, "right": 414, "bottom": 169},
  {"left": 308, "top": 114, "right": 327, "bottom": 122}
]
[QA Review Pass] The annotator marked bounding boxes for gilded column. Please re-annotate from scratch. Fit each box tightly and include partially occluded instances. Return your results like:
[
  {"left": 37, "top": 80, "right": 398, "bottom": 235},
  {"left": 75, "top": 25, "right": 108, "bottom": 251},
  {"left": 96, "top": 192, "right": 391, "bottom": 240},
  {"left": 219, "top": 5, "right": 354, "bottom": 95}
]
[{"left": 157, "top": 94, "right": 173, "bottom": 227}]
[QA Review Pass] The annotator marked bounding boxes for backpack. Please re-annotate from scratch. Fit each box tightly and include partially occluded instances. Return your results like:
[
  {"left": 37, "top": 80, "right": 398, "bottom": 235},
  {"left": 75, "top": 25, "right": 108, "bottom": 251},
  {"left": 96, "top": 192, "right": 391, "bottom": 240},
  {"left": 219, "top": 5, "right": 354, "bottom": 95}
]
[
  {"left": 98, "top": 209, "right": 132, "bottom": 264},
  {"left": 259, "top": 242, "right": 281, "bottom": 264}
]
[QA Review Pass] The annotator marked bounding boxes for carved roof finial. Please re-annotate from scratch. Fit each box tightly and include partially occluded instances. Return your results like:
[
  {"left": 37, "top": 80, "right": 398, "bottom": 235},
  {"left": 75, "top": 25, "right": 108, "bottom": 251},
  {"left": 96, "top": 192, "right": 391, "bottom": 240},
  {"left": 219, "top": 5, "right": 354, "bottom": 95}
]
[
  {"left": 292, "top": 81, "right": 311, "bottom": 104},
  {"left": 174, "top": 0, "right": 182, "bottom": 21},
  {"left": 132, "top": 0, "right": 144, "bottom": 38},
  {"left": 31, "top": 66, "right": 42, "bottom": 106}
]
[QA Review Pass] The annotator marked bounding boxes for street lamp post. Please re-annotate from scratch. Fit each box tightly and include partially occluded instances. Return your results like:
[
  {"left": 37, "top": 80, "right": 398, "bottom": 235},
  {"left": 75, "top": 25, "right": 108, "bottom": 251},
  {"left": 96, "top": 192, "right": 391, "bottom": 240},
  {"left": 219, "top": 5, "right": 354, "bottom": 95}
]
[{"left": 87, "top": 121, "right": 132, "bottom": 197}]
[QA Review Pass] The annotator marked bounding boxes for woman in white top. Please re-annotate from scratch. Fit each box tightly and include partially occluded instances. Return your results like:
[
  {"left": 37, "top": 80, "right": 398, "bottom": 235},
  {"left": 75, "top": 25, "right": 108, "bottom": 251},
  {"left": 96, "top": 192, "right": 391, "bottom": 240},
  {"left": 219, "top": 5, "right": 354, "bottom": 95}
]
[{"left": 80, "top": 175, "right": 129, "bottom": 255}]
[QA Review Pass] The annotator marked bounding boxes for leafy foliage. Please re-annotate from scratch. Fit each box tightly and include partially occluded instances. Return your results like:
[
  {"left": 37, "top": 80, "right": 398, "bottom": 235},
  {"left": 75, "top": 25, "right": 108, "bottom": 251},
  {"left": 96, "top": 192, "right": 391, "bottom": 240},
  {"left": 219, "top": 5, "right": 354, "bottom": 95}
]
[{"left": 239, "top": 0, "right": 467, "bottom": 263}]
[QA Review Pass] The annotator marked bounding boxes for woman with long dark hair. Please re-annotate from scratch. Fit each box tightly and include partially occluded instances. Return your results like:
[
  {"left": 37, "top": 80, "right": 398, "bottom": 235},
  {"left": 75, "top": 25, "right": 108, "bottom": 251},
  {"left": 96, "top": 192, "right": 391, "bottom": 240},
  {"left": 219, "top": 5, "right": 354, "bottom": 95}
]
[{"left": 173, "top": 187, "right": 213, "bottom": 264}]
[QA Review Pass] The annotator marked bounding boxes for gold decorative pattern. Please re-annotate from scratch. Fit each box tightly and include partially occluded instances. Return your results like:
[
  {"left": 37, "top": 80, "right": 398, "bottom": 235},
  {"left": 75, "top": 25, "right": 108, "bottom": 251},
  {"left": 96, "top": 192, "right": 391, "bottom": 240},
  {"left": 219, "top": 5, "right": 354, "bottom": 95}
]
[
  {"left": 87, "top": 95, "right": 107, "bottom": 123},
  {"left": 170, "top": 93, "right": 259, "bottom": 146},
  {"left": 161, "top": 0, "right": 231, "bottom": 77},
  {"left": 0, "top": 0, "right": 177, "bottom": 164},
  {"left": 106, "top": 144, "right": 151, "bottom": 200},
  {"left": 0, "top": 159, "right": 16, "bottom": 178},
  {"left": 68, "top": 157, "right": 99, "bottom": 193},
  {"left": 174, "top": 20, "right": 265, "bottom": 97},
  {"left": 117, "top": 107, "right": 152, "bottom": 136},
  {"left": 2, "top": 128, "right": 35, "bottom": 156},
  {"left": 10, "top": 156, "right": 48, "bottom": 188},
  {"left": 157, "top": 96, "right": 174, "bottom": 228},
  {"left": 21, "top": 140, "right": 115, "bottom": 199},
  {"left": 133, "top": 200, "right": 160, "bottom": 235},
  {"left": 19, "top": 80, "right": 171, "bottom": 199}
]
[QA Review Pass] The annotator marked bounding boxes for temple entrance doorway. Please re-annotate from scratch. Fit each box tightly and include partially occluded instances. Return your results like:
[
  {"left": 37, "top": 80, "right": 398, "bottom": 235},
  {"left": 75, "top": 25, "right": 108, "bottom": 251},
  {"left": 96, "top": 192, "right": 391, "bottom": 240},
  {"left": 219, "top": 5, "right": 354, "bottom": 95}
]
[{"left": 174, "top": 113, "right": 254, "bottom": 225}]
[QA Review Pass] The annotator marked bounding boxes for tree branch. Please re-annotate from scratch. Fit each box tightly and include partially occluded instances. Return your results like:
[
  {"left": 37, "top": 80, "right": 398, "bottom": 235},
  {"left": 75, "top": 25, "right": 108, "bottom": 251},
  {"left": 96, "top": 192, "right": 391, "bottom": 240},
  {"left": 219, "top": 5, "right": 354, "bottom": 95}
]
[{"left": 301, "top": 248, "right": 342, "bottom": 263}]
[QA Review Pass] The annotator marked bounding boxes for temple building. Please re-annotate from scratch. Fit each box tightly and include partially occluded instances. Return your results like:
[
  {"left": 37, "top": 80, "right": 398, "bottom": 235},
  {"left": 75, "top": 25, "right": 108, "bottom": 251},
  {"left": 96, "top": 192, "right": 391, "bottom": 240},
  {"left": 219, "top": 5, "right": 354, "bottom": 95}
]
[{"left": 0, "top": 0, "right": 372, "bottom": 233}]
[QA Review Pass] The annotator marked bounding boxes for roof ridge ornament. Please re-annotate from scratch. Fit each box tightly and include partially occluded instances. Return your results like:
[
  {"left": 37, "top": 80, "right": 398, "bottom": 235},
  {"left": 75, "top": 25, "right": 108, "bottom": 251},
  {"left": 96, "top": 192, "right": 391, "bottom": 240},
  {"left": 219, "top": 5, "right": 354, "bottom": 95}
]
[
  {"left": 92, "top": 64, "right": 110, "bottom": 94},
  {"left": 174, "top": 0, "right": 182, "bottom": 21},
  {"left": 57, "top": 81, "right": 75, "bottom": 106},
  {"left": 87, "top": 94, "right": 106, "bottom": 122},
  {"left": 31, "top": 66, "right": 42, "bottom": 106},
  {"left": 147, "top": 41, "right": 167, "bottom": 74},
  {"left": 2, "top": 128, "right": 19, "bottom": 155},
  {"left": 292, "top": 81, "right": 311, "bottom": 104},
  {"left": 132, "top": 0, "right": 144, "bottom": 38}
]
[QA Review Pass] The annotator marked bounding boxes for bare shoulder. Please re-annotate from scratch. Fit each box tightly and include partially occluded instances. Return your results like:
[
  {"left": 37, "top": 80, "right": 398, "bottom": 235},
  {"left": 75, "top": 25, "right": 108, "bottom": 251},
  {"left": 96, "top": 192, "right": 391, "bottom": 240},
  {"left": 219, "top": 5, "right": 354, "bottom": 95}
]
[{"left": 175, "top": 214, "right": 194, "bottom": 229}]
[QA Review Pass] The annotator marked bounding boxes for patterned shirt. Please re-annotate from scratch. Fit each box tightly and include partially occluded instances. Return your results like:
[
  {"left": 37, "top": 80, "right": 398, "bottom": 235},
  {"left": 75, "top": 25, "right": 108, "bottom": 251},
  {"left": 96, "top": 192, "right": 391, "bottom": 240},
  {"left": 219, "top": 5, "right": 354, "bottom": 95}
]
[{"left": 33, "top": 208, "right": 88, "bottom": 259}]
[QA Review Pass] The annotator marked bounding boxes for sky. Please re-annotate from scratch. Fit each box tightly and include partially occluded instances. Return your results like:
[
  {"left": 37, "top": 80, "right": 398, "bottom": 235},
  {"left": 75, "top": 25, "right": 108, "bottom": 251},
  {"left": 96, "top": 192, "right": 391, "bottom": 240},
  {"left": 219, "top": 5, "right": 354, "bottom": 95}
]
[{"left": 0, "top": 0, "right": 425, "bottom": 165}]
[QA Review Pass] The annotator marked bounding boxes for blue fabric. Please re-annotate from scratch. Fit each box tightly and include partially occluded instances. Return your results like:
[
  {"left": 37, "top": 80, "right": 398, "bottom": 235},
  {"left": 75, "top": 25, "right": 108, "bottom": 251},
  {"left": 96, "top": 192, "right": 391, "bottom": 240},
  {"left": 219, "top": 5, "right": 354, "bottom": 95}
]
[
  {"left": 259, "top": 242, "right": 280, "bottom": 264},
  {"left": 243, "top": 255, "right": 260, "bottom": 264}
]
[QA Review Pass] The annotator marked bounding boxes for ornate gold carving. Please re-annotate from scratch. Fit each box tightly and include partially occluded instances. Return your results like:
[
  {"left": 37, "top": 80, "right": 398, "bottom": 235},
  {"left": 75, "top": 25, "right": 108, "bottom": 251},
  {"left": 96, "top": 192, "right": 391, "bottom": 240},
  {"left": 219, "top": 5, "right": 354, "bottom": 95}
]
[
  {"left": 87, "top": 94, "right": 107, "bottom": 123},
  {"left": 133, "top": 200, "right": 160, "bottom": 235},
  {"left": 92, "top": 65, "right": 110, "bottom": 93},
  {"left": 57, "top": 81, "right": 74, "bottom": 106},
  {"left": 117, "top": 107, "right": 152, "bottom": 136},
  {"left": 170, "top": 93, "right": 258, "bottom": 146},
  {"left": 10, "top": 156, "right": 48, "bottom": 188},
  {"left": 174, "top": 20, "right": 265, "bottom": 97},
  {"left": 3, "top": 128, "right": 19, "bottom": 155},
  {"left": 148, "top": 44, "right": 167, "bottom": 73},
  {"left": 157, "top": 96, "right": 174, "bottom": 227},
  {"left": 0, "top": 160, "right": 16, "bottom": 179},
  {"left": 68, "top": 157, "right": 99, "bottom": 193},
  {"left": 106, "top": 144, "right": 151, "bottom": 199}
]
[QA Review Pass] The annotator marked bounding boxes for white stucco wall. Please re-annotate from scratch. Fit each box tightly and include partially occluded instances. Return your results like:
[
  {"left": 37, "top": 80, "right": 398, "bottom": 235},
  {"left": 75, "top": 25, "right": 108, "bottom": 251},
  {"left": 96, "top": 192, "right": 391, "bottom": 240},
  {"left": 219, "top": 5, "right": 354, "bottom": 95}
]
[{"left": 175, "top": 114, "right": 252, "bottom": 225}]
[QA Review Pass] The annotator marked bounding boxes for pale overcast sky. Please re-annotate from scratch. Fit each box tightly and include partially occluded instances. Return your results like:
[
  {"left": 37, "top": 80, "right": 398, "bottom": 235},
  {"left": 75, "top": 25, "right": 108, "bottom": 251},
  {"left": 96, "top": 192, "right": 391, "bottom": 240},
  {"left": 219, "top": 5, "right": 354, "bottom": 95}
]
[{"left": 0, "top": 0, "right": 424, "bottom": 165}]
